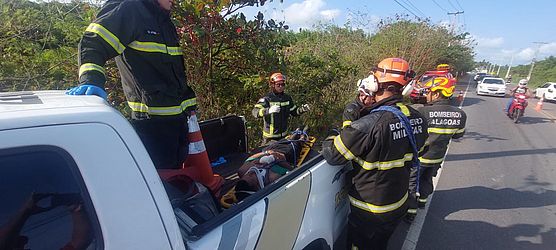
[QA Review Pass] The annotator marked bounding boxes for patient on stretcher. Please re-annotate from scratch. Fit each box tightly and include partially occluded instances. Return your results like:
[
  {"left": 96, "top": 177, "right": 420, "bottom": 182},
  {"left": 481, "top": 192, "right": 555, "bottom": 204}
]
[{"left": 234, "top": 131, "right": 309, "bottom": 201}]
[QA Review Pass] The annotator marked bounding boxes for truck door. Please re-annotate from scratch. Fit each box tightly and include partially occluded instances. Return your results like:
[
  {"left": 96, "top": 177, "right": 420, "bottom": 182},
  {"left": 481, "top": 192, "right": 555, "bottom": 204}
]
[{"left": 0, "top": 123, "right": 183, "bottom": 249}]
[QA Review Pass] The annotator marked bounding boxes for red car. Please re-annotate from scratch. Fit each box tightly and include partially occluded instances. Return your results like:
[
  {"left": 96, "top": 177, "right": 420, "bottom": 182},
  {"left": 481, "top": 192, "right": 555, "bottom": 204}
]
[{"left": 409, "top": 70, "right": 456, "bottom": 104}]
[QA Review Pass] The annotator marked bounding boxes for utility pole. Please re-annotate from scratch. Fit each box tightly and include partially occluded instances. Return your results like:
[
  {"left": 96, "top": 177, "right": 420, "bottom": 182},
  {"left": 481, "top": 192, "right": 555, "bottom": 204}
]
[
  {"left": 527, "top": 42, "right": 548, "bottom": 80},
  {"left": 496, "top": 64, "right": 501, "bottom": 76},
  {"left": 505, "top": 54, "right": 514, "bottom": 79},
  {"left": 447, "top": 11, "right": 464, "bottom": 33}
]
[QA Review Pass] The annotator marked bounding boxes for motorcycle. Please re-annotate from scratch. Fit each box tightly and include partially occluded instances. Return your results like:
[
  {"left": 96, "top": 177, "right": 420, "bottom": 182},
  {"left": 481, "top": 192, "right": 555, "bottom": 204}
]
[{"left": 508, "top": 93, "right": 528, "bottom": 123}]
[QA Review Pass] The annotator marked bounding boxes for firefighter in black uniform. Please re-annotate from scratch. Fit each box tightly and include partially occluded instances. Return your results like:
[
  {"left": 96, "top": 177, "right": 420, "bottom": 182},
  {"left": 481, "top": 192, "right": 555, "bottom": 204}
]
[
  {"left": 252, "top": 72, "right": 310, "bottom": 144},
  {"left": 67, "top": 0, "right": 197, "bottom": 170},
  {"left": 323, "top": 58, "right": 428, "bottom": 250},
  {"left": 341, "top": 78, "right": 376, "bottom": 128},
  {"left": 410, "top": 77, "right": 466, "bottom": 214}
]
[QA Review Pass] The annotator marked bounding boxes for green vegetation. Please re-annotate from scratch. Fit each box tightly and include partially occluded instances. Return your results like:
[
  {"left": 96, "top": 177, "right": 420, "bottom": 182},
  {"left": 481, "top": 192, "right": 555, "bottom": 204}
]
[
  {"left": 476, "top": 57, "right": 556, "bottom": 88},
  {"left": 0, "top": 0, "right": 475, "bottom": 147}
]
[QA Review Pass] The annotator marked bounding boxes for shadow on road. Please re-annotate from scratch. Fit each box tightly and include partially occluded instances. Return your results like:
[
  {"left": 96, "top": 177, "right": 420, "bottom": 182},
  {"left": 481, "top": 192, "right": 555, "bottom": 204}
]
[
  {"left": 460, "top": 130, "right": 508, "bottom": 142},
  {"left": 516, "top": 116, "right": 556, "bottom": 124},
  {"left": 459, "top": 97, "right": 484, "bottom": 107},
  {"left": 416, "top": 186, "right": 556, "bottom": 249},
  {"left": 445, "top": 147, "right": 556, "bottom": 162}
]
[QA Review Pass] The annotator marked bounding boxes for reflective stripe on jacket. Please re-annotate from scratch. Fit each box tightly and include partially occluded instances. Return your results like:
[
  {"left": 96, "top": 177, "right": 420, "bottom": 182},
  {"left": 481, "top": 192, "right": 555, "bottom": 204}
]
[
  {"left": 252, "top": 92, "right": 301, "bottom": 139},
  {"left": 78, "top": 0, "right": 196, "bottom": 117},
  {"left": 342, "top": 98, "right": 370, "bottom": 128},
  {"left": 322, "top": 96, "right": 428, "bottom": 221},
  {"left": 417, "top": 99, "right": 467, "bottom": 165}
]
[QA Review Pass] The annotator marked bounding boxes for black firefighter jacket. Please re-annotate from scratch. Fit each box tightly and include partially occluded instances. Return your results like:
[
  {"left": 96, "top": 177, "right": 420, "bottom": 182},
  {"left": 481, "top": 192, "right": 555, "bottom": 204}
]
[
  {"left": 323, "top": 96, "right": 428, "bottom": 221},
  {"left": 417, "top": 99, "right": 467, "bottom": 166},
  {"left": 78, "top": 0, "right": 196, "bottom": 118},
  {"left": 252, "top": 92, "right": 302, "bottom": 139},
  {"left": 342, "top": 98, "right": 370, "bottom": 128}
]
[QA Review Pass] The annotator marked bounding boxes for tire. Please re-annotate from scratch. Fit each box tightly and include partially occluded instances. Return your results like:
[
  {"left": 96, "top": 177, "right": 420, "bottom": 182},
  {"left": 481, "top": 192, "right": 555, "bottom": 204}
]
[{"left": 513, "top": 109, "right": 522, "bottom": 123}]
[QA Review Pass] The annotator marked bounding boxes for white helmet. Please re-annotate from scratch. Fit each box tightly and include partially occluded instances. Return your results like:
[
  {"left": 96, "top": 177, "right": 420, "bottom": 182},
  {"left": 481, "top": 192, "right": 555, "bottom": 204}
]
[
  {"left": 518, "top": 79, "right": 528, "bottom": 86},
  {"left": 357, "top": 75, "right": 379, "bottom": 96}
]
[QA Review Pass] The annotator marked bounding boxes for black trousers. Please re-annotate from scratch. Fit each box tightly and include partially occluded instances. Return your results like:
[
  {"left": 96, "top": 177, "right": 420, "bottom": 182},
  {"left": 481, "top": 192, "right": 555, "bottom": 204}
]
[
  {"left": 131, "top": 113, "right": 189, "bottom": 169},
  {"left": 409, "top": 164, "right": 441, "bottom": 200},
  {"left": 347, "top": 206, "right": 403, "bottom": 250}
]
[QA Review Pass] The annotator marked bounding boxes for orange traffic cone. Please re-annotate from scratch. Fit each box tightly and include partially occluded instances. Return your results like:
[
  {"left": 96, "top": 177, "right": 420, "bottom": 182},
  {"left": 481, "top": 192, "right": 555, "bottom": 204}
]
[
  {"left": 535, "top": 96, "right": 544, "bottom": 112},
  {"left": 456, "top": 91, "right": 464, "bottom": 103},
  {"left": 158, "top": 111, "right": 223, "bottom": 197}
]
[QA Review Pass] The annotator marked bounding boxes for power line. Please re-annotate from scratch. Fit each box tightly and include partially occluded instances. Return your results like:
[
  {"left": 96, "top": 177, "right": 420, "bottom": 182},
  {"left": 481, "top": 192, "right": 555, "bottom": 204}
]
[
  {"left": 447, "top": 0, "right": 459, "bottom": 11},
  {"left": 394, "top": 0, "right": 421, "bottom": 19},
  {"left": 454, "top": 0, "right": 464, "bottom": 10},
  {"left": 431, "top": 0, "right": 448, "bottom": 12},
  {"left": 402, "top": 0, "right": 427, "bottom": 18}
]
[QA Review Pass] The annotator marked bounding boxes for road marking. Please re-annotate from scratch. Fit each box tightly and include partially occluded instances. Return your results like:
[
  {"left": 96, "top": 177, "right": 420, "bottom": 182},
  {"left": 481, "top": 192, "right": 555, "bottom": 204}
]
[
  {"left": 539, "top": 109, "right": 556, "bottom": 123},
  {"left": 401, "top": 76, "right": 472, "bottom": 250}
]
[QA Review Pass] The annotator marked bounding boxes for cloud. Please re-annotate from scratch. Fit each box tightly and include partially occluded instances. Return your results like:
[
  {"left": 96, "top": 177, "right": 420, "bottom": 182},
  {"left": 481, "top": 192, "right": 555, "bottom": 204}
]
[
  {"left": 280, "top": 0, "right": 342, "bottom": 28},
  {"left": 475, "top": 36, "right": 505, "bottom": 49}
]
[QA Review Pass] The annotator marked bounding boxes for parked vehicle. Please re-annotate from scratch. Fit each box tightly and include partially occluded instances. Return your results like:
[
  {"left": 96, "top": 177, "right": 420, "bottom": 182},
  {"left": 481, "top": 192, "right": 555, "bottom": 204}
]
[
  {"left": 474, "top": 72, "right": 488, "bottom": 81},
  {"left": 476, "top": 77, "right": 507, "bottom": 97},
  {"left": 410, "top": 70, "right": 456, "bottom": 104},
  {"left": 534, "top": 82, "right": 556, "bottom": 101},
  {"left": 0, "top": 91, "right": 349, "bottom": 250},
  {"left": 508, "top": 93, "right": 528, "bottom": 123}
]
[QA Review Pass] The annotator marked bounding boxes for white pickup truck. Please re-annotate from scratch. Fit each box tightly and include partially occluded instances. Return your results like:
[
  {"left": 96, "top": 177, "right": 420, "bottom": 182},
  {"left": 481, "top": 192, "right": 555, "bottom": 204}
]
[{"left": 0, "top": 91, "right": 348, "bottom": 250}]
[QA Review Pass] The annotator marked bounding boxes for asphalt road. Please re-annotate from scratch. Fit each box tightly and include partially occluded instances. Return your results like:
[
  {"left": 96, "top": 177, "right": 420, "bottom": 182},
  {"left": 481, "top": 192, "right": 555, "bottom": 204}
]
[{"left": 390, "top": 74, "right": 556, "bottom": 250}]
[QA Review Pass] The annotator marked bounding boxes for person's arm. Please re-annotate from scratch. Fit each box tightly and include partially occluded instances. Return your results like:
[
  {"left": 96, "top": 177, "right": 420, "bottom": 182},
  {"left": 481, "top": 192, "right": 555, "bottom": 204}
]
[
  {"left": 452, "top": 111, "right": 467, "bottom": 139},
  {"left": 322, "top": 125, "right": 369, "bottom": 166},
  {"left": 78, "top": 2, "right": 139, "bottom": 88},
  {"left": 342, "top": 102, "right": 360, "bottom": 128},
  {"left": 252, "top": 97, "right": 270, "bottom": 118}
]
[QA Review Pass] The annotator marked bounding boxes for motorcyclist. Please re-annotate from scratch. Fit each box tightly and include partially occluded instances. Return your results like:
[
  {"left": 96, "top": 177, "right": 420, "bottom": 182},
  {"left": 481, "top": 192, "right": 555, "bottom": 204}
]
[
  {"left": 505, "top": 79, "right": 530, "bottom": 115},
  {"left": 342, "top": 76, "right": 377, "bottom": 128}
]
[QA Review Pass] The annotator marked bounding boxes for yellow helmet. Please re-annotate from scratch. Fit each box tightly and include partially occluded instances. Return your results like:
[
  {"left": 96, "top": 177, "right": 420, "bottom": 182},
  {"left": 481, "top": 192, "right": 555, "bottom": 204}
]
[
  {"left": 423, "top": 77, "right": 455, "bottom": 97},
  {"left": 436, "top": 64, "right": 450, "bottom": 71}
]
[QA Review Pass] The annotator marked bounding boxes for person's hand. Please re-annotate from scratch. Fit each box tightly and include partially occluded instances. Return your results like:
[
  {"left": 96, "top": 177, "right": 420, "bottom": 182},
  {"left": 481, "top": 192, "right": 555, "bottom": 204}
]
[
  {"left": 268, "top": 105, "right": 281, "bottom": 114},
  {"left": 66, "top": 84, "right": 107, "bottom": 100},
  {"left": 299, "top": 104, "right": 310, "bottom": 113}
]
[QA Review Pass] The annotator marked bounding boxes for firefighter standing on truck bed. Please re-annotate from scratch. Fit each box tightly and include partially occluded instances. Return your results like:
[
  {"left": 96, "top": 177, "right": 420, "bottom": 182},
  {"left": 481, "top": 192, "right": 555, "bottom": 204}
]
[
  {"left": 67, "top": 0, "right": 197, "bottom": 170},
  {"left": 407, "top": 76, "right": 467, "bottom": 221},
  {"left": 322, "top": 58, "right": 428, "bottom": 250},
  {"left": 252, "top": 72, "right": 310, "bottom": 145}
]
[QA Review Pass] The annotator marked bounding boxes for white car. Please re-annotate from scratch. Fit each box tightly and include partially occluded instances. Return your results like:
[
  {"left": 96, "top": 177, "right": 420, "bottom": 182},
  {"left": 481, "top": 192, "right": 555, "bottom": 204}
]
[
  {"left": 535, "top": 82, "right": 556, "bottom": 101},
  {"left": 476, "top": 77, "right": 507, "bottom": 97}
]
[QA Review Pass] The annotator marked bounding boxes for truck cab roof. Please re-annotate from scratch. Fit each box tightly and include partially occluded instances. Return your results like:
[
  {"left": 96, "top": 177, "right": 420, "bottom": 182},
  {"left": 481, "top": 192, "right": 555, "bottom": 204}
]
[{"left": 0, "top": 90, "right": 122, "bottom": 131}]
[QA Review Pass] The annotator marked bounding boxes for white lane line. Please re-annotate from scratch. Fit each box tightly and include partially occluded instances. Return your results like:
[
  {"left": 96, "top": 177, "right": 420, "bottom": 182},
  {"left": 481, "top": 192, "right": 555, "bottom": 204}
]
[{"left": 401, "top": 76, "right": 472, "bottom": 250}]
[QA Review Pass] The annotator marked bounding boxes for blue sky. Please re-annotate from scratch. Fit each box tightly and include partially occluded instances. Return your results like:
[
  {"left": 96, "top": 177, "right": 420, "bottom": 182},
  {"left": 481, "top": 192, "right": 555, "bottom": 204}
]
[{"left": 239, "top": 0, "right": 556, "bottom": 66}]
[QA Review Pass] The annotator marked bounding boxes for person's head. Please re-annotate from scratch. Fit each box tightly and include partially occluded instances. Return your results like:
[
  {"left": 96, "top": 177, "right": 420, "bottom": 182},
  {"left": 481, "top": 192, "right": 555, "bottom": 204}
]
[
  {"left": 370, "top": 58, "right": 415, "bottom": 101},
  {"left": 357, "top": 76, "right": 377, "bottom": 107},
  {"left": 422, "top": 77, "right": 454, "bottom": 103},
  {"left": 269, "top": 72, "right": 286, "bottom": 94},
  {"left": 518, "top": 79, "right": 528, "bottom": 87},
  {"left": 157, "top": 0, "right": 173, "bottom": 11}
]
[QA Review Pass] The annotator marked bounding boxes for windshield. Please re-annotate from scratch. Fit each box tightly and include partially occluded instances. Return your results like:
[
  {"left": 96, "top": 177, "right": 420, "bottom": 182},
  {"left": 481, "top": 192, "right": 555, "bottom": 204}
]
[{"left": 482, "top": 79, "right": 504, "bottom": 84}]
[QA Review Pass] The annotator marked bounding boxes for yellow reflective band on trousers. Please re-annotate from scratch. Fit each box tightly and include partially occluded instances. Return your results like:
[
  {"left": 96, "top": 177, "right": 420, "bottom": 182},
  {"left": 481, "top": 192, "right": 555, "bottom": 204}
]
[
  {"left": 419, "top": 156, "right": 444, "bottom": 164},
  {"left": 428, "top": 127, "right": 465, "bottom": 134},
  {"left": 349, "top": 192, "right": 408, "bottom": 214},
  {"left": 127, "top": 97, "right": 196, "bottom": 115},
  {"left": 128, "top": 41, "right": 183, "bottom": 55},
  {"left": 407, "top": 208, "right": 417, "bottom": 214},
  {"left": 342, "top": 120, "right": 352, "bottom": 128},
  {"left": 418, "top": 198, "right": 428, "bottom": 203},
  {"left": 263, "top": 130, "right": 288, "bottom": 138},
  {"left": 86, "top": 23, "right": 125, "bottom": 54},
  {"left": 334, "top": 136, "right": 414, "bottom": 171},
  {"left": 396, "top": 103, "right": 411, "bottom": 116},
  {"left": 79, "top": 63, "right": 106, "bottom": 77}
]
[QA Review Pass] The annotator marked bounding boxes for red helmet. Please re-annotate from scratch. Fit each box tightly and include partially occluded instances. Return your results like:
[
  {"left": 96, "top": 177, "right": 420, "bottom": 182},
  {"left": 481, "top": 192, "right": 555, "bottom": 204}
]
[
  {"left": 269, "top": 72, "right": 286, "bottom": 84},
  {"left": 372, "top": 58, "right": 415, "bottom": 86}
]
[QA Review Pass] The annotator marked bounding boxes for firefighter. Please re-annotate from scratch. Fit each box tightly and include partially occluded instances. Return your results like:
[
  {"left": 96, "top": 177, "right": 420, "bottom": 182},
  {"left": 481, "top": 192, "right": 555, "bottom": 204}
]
[
  {"left": 252, "top": 73, "right": 310, "bottom": 144},
  {"left": 322, "top": 58, "right": 428, "bottom": 250},
  {"left": 409, "top": 77, "right": 467, "bottom": 216},
  {"left": 66, "top": 0, "right": 197, "bottom": 170},
  {"left": 341, "top": 77, "right": 376, "bottom": 128}
]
